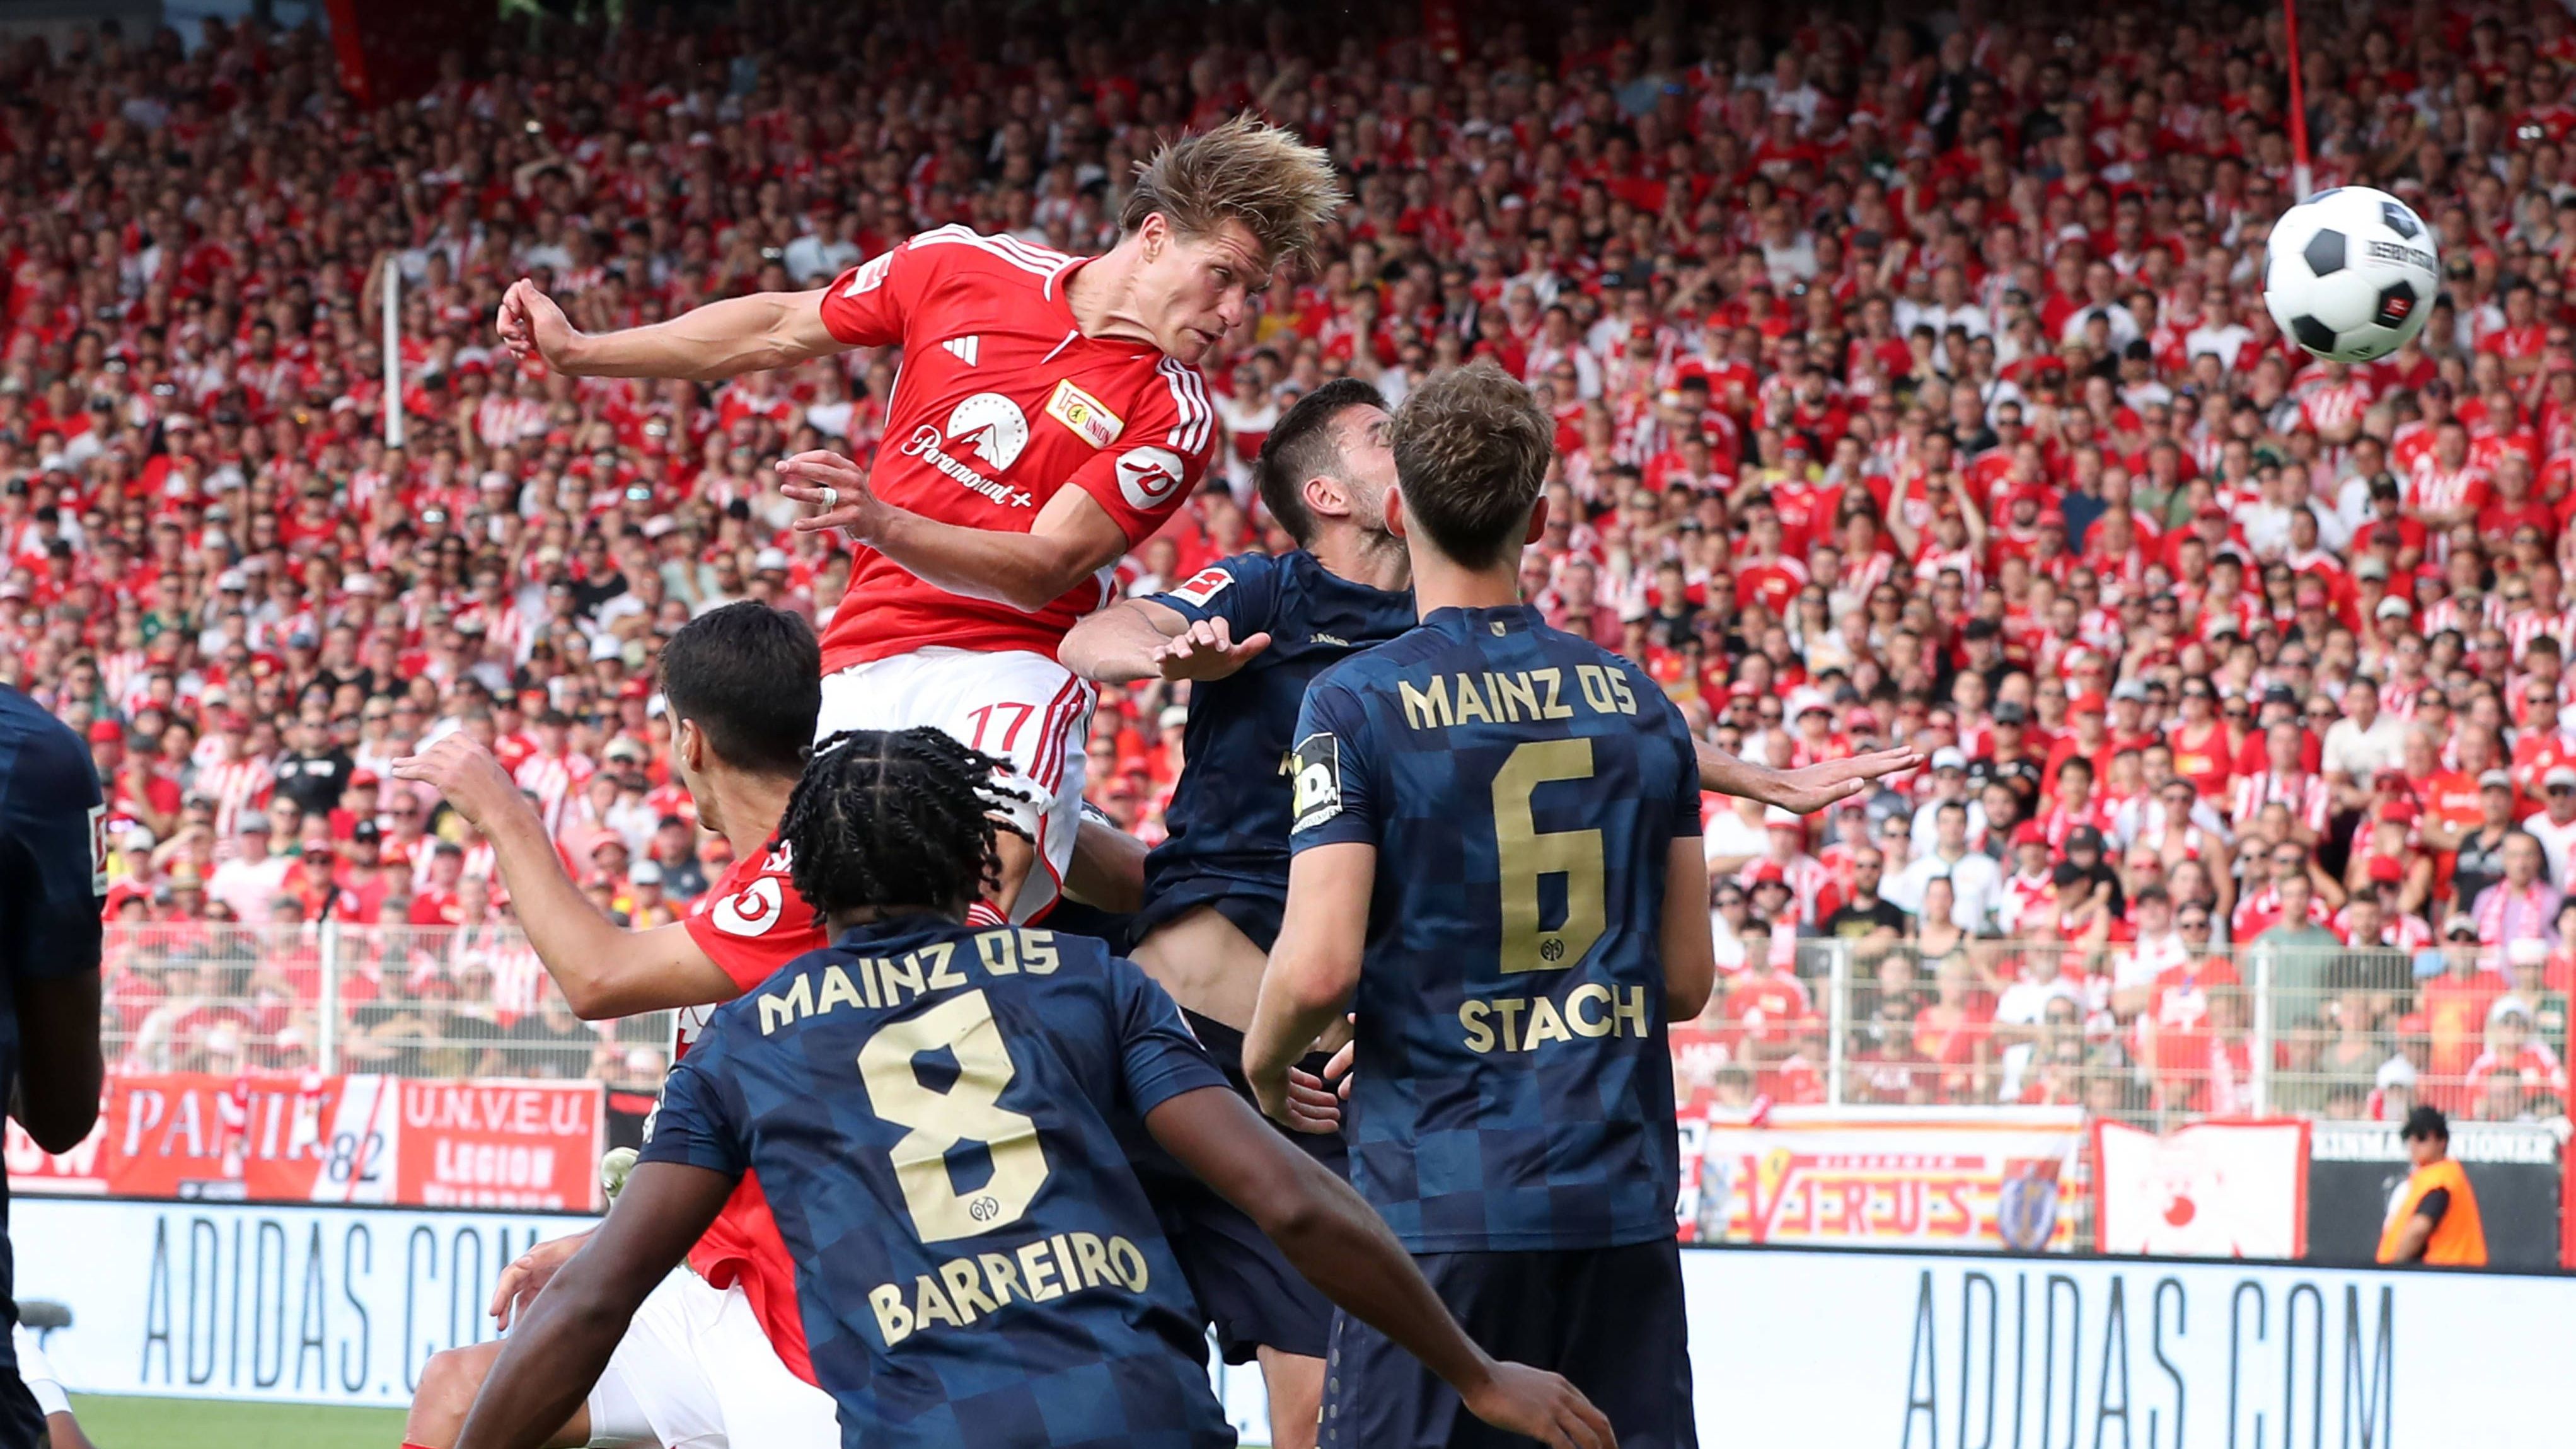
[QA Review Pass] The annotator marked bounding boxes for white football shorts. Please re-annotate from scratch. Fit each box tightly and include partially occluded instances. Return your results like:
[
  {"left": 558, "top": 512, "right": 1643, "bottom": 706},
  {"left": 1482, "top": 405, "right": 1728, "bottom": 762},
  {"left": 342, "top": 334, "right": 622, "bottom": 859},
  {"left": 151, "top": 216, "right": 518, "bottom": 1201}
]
[
  {"left": 815, "top": 647, "right": 1094, "bottom": 922},
  {"left": 584, "top": 1269, "right": 838, "bottom": 1448}
]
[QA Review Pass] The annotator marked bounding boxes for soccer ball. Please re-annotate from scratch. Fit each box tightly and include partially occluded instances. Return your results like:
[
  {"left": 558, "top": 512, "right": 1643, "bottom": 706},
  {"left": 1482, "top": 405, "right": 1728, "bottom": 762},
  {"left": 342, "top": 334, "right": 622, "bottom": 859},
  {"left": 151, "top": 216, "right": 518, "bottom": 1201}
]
[{"left": 2263, "top": 186, "right": 2439, "bottom": 363}]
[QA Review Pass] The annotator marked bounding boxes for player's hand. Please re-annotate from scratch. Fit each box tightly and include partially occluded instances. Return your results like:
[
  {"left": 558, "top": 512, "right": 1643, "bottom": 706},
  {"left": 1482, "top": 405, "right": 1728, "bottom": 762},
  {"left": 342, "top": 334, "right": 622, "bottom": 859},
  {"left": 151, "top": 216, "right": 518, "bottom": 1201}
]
[
  {"left": 1278, "top": 1014, "right": 1356, "bottom": 1133},
  {"left": 1752, "top": 747, "right": 1923, "bottom": 815},
  {"left": 1279, "top": 1063, "right": 1344, "bottom": 1134},
  {"left": 1248, "top": 1067, "right": 1298, "bottom": 1129},
  {"left": 1460, "top": 1361, "right": 1618, "bottom": 1449},
  {"left": 490, "top": 1229, "right": 590, "bottom": 1331},
  {"left": 495, "top": 279, "right": 583, "bottom": 372},
  {"left": 1153, "top": 616, "right": 1271, "bottom": 681},
  {"left": 392, "top": 734, "right": 529, "bottom": 834},
  {"left": 777, "top": 450, "right": 887, "bottom": 544}
]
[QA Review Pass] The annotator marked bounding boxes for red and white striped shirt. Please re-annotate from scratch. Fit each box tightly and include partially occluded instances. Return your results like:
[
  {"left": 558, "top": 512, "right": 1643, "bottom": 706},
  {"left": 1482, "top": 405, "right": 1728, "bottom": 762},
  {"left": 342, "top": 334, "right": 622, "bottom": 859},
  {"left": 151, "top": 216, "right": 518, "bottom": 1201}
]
[
  {"left": 2506, "top": 606, "right": 2576, "bottom": 663},
  {"left": 512, "top": 750, "right": 598, "bottom": 840},
  {"left": 2379, "top": 678, "right": 2427, "bottom": 721},
  {"left": 2299, "top": 377, "right": 2375, "bottom": 436},
  {"left": 2231, "top": 770, "right": 2331, "bottom": 835},
  {"left": 198, "top": 757, "right": 274, "bottom": 839},
  {"left": 1998, "top": 870, "right": 2058, "bottom": 935},
  {"left": 2406, "top": 457, "right": 2490, "bottom": 531},
  {"left": 2330, "top": 908, "right": 2434, "bottom": 952},
  {"left": 2464, "top": 1042, "right": 2568, "bottom": 1097}
]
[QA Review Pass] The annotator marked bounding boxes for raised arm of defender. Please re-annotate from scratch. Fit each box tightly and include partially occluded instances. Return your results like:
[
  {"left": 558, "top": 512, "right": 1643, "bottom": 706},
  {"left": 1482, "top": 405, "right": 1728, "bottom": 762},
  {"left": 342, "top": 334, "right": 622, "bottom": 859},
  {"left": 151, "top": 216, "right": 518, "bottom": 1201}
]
[
  {"left": 1699, "top": 739, "right": 1920, "bottom": 814},
  {"left": 1059, "top": 596, "right": 1272, "bottom": 684},
  {"left": 496, "top": 279, "right": 845, "bottom": 383}
]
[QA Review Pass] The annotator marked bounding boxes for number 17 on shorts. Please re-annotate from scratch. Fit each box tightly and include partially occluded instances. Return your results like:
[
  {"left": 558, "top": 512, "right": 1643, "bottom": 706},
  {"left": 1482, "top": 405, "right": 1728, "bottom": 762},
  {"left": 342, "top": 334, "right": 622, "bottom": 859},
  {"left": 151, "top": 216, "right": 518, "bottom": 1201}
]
[{"left": 816, "top": 647, "right": 1095, "bottom": 923}]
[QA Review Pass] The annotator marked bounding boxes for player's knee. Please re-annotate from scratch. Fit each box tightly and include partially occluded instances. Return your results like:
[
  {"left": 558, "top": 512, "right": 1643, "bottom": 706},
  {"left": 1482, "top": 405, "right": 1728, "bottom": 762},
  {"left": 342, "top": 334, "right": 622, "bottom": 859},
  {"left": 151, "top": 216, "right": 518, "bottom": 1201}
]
[{"left": 406, "top": 1340, "right": 504, "bottom": 1445}]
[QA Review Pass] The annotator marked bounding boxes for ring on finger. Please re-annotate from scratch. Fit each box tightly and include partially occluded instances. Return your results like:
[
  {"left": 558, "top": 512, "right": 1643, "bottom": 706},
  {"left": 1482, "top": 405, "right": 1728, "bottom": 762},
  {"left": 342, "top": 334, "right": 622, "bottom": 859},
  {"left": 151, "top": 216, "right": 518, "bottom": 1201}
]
[{"left": 819, "top": 485, "right": 839, "bottom": 511}]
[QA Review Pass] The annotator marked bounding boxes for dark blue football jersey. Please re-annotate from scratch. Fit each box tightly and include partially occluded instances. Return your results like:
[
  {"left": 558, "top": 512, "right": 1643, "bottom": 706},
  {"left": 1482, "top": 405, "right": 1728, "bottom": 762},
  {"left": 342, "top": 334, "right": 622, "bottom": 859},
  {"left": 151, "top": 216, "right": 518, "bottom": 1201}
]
[
  {"left": 642, "top": 913, "right": 1237, "bottom": 1449},
  {"left": 1288, "top": 605, "right": 1699, "bottom": 1254},
  {"left": 0, "top": 688, "right": 106, "bottom": 1446},
  {"left": 1136, "top": 551, "right": 1417, "bottom": 949}
]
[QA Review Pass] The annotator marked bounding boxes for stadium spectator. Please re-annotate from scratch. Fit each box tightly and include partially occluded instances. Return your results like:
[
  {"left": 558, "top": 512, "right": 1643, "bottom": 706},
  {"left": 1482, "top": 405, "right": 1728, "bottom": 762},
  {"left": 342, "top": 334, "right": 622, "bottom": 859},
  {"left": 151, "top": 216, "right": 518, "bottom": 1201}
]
[{"left": 8, "top": 2, "right": 2576, "bottom": 1138}]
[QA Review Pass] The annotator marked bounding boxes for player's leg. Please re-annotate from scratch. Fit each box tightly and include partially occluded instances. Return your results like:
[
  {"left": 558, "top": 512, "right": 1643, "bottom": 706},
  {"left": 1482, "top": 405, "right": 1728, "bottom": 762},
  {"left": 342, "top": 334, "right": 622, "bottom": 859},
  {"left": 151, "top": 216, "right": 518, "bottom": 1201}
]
[
  {"left": 1128, "top": 902, "right": 1272, "bottom": 1031},
  {"left": 404, "top": 1270, "right": 728, "bottom": 1449},
  {"left": 1124, "top": 925, "right": 1343, "bottom": 1449},
  {"left": 1320, "top": 1250, "right": 1558, "bottom": 1449},
  {"left": 405, "top": 1340, "right": 589, "bottom": 1449},
  {"left": 1257, "top": 1344, "right": 1326, "bottom": 1449},
  {"left": 699, "top": 1281, "right": 841, "bottom": 1446},
  {"left": 1552, "top": 1239, "right": 1697, "bottom": 1449}
]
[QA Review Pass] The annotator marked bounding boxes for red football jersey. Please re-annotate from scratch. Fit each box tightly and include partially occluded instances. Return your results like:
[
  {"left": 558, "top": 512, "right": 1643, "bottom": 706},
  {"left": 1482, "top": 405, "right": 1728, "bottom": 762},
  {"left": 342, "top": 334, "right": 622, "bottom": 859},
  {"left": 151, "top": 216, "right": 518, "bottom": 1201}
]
[
  {"left": 814, "top": 226, "right": 1216, "bottom": 673},
  {"left": 674, "top": 842, "right": 831, "bottom": 1385}
]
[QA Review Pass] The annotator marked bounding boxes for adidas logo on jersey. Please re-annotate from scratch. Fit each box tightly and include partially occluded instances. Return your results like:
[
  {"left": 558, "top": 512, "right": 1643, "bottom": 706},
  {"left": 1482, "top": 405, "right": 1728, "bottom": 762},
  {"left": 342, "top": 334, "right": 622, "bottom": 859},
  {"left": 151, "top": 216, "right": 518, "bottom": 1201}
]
[{"left": 941, "top": 335, "right": 981, "bottom": 366}]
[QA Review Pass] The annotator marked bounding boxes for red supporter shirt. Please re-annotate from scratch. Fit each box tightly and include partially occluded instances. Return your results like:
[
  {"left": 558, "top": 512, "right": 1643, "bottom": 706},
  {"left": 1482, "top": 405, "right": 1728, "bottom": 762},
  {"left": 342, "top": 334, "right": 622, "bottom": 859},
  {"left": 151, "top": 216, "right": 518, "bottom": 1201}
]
[
  {"left": 812, "top": 227, "right": 1216, "bottom": 673},
  {"left": 674, "top": 843, "right": 832, "bottom": 1385}
]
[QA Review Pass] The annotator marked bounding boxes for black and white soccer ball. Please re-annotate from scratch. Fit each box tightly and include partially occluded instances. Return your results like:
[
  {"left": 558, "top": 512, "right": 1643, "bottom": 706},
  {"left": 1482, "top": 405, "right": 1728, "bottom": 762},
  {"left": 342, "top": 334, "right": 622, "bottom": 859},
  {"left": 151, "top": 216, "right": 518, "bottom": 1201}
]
[{"left": 2263, "top": 186, "right": 2439, "bottom": 363}]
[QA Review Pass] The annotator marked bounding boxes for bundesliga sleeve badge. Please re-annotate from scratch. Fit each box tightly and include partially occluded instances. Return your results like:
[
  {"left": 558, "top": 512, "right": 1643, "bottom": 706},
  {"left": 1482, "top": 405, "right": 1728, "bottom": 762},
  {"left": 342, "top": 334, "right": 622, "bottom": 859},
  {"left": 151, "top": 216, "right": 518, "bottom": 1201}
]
[{"left": 1290, "top": 731, "right": 1343, "bottom": 832}]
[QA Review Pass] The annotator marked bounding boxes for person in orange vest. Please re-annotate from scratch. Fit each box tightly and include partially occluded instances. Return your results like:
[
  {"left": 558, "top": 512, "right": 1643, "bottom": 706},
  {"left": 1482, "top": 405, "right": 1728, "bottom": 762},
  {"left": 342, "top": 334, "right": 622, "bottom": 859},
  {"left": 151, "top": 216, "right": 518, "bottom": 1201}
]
[{"left": 2376, "top": 1106, "right": 2489, "bottom": 1266}]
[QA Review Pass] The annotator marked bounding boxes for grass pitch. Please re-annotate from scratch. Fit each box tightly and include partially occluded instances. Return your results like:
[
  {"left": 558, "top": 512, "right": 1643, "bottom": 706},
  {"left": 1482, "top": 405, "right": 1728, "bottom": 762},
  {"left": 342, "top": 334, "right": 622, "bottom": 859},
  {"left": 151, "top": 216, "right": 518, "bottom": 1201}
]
[{"left": 67, "top": 1393, "right": 409, "bottom": 1448}]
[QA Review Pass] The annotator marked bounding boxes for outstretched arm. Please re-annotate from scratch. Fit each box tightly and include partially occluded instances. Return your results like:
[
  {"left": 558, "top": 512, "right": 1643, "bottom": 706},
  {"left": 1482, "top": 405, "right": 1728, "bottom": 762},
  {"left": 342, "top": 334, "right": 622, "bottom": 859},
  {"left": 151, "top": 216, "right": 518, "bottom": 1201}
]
[
  {"left": 1695, "top": 739, "right": 1920, "bottom": 814},
  {"left": 495, "top": 280, "right": 844, "bottom": 382},
  {"left": 1060, "top": 597, "right": 1194, "bottom": 682},
  {"left": 1149, "top": 1087, "right": 1616, "bottom": 1449},
  {"left": 1061, "top": 597, "right": 1273, "bottom": 684},
  {"left": 452, "top": 1163, "right": 731, "bottom": 1449},
  {"left": 393, "top": 736, "right": 740, "bottom": 1018}
]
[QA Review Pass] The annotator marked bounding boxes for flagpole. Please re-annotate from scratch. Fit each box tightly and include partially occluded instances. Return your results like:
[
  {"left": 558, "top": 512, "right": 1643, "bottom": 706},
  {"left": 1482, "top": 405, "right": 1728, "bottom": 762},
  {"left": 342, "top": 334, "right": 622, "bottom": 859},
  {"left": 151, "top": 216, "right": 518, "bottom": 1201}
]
[{"left": 2284, "top": 0, "right": 2314, "bottom": 199}]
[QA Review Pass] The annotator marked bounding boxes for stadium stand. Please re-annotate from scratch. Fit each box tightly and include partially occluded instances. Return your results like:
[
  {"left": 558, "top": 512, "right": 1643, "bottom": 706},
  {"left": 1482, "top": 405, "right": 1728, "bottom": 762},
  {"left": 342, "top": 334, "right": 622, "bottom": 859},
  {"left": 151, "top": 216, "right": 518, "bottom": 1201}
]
[{"left": 2, "top": 4, "right": 2572, "bottom": 1131}]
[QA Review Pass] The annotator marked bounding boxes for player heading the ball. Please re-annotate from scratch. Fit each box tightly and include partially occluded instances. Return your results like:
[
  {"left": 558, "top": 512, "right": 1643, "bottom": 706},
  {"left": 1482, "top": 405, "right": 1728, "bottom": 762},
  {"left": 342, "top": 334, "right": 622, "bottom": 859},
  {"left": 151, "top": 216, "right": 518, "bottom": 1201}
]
[
  {"left": 1247, "top": 361, "right": 1714, "bottom": 1448},
  {"left": 495, "top": 117, "right": 1344, "bottom": 923},
  {"left": 451, "top": 727, "right": 1617, "bottom": 1449}
]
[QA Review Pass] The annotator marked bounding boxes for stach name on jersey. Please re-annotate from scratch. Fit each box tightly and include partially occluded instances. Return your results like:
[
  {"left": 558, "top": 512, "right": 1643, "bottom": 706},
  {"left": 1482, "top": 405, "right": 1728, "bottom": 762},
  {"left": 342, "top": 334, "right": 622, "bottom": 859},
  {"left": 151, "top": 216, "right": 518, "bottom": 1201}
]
[{"left": 1287, "top": 657, "right": 1659, "bottom": 1059}]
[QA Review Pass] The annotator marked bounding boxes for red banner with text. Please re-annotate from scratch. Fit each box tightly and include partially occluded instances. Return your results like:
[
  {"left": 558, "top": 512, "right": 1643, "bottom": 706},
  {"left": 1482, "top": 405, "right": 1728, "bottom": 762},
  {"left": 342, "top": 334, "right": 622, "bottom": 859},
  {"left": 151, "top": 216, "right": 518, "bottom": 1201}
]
[{"left": 4, "top": 1073, "right": 601, "bottom": 1211}]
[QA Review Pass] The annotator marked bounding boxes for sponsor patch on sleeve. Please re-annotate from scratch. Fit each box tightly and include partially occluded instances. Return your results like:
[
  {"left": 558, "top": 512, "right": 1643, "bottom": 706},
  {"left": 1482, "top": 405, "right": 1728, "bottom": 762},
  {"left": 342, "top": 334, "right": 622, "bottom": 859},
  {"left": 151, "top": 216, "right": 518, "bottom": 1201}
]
[
  {"left": 712, "top": 876, "right": 786, "bottom": 937},
  {"left": 1044, "top": 378, "right": 1126, "bottom": 449},
  {"left": 1169, "top": 565, "right": 1235, "bottom": 608},
  {"left": 1114, "top": 446, "right": 1187, "bottom": 510},
  {"left": 1290, "top": 731, "right": 1343, "bottom": 833}
]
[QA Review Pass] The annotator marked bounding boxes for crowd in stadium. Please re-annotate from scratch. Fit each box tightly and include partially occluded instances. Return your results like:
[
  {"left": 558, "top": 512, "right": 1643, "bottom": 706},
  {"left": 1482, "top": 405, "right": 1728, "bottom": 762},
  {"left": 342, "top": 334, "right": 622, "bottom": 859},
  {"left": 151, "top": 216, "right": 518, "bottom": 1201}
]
[{"left": 4, "top": 2, "right": 2576, "bottom": 1117}]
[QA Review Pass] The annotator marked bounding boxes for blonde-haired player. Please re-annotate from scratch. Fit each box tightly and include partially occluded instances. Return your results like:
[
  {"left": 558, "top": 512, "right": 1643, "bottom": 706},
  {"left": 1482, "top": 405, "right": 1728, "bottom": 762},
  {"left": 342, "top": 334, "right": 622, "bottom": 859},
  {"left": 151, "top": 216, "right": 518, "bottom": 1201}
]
[{"left": 497, "top": 117, "right": 1345, "bottom": 925}]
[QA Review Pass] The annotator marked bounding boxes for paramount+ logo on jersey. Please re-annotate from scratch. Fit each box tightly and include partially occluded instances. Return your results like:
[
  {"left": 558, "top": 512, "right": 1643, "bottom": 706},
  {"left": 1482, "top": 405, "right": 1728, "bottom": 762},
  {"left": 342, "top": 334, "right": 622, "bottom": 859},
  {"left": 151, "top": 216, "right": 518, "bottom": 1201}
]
[{"left": 903, "top": 393, "right": 1035, "bottom": 508}]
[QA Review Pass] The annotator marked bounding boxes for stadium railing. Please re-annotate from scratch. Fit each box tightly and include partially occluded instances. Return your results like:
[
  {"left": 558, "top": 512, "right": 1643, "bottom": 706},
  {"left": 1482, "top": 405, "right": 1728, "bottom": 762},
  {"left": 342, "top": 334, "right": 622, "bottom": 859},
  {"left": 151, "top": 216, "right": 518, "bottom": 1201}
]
[
  {"left": 1684, "top": 933, "right": 2560, "bottom": 1131},
  {"left": 101, "top": 920, "right": 673, "bottom": 1087},
  {"left": 103, "top": 921, "right": 2552, "bottom": 1134}
]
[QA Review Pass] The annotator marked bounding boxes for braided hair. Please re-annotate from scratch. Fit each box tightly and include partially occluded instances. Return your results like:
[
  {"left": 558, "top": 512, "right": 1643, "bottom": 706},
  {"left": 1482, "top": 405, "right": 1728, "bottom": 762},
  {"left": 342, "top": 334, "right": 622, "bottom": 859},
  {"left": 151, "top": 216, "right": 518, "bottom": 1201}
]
[{"left": 776, "top": 728, "right": 1035, "bottom": 918}]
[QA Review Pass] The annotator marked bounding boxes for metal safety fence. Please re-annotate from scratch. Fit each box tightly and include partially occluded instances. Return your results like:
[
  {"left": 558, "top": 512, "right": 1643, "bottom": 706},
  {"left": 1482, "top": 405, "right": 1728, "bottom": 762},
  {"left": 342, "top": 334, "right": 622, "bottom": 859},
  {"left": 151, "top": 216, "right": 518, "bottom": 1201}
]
[
  {"left": 1682, "top": 932, "right": 2566, "bottom": 1132},
  {"left": 101, "top": 922, "right": 674, "bottom": 1088}
]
